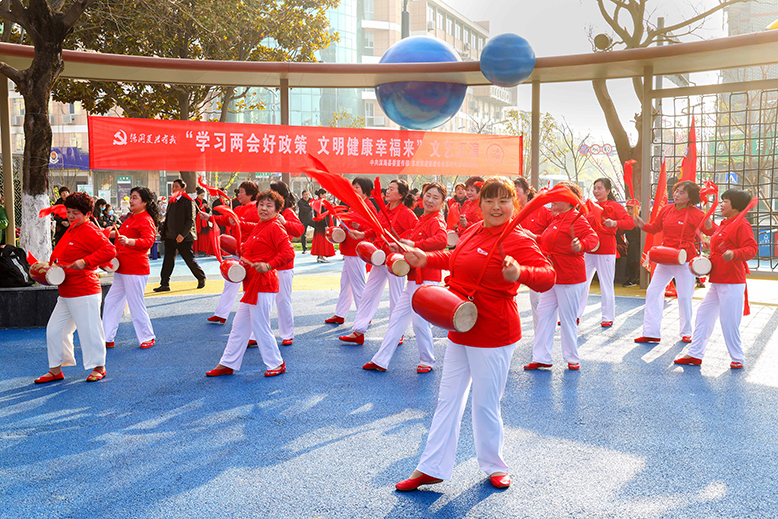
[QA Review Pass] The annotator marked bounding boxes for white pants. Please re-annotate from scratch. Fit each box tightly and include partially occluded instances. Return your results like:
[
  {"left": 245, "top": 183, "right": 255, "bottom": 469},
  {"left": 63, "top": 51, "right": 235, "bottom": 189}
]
[
  {"left": 334, "top": 255, "right": 367, "bottom": 318},
  {"left": 687, "top": 283, "right": 745, "bottom": 363},
  {"left": 102, "top": 273, "right": 155, "bottom": 344},
  {"left": 214, "top": 278, "right": 242, "bottom": 319},
  {"left": 274, "top": 269, "right": 294, "bottom": 340},
  {"left": 46, "top": 294, "right": 106, "bottom": 370},
  {"left": 371, "top": 280, "right": 437, "bottom": 369},
  {"left": 579, "top": 253, "right": 616, "bottom": 322},
  {"left": 643, "top": 262, "right": 696, "bottom": 338},
  {"left": 416, "top": 340, "right": 516, "bottom": 480},
  {"left": 218, "top": 296, "right": 283, "bottom": 371},
  {"left": 533, "top": 282, "right": 586, "bottom": 364},
  {"left": 529, "top": 289, "right": 541, "bottom": 332},
  {"left": 352, "top": 264, "right": 405, "bottom": 333}
]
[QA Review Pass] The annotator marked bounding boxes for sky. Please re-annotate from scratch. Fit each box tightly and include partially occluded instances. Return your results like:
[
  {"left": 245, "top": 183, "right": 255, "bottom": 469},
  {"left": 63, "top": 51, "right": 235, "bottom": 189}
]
[{"left": 443, "top": 0, "right": 731, "bottom": 144}]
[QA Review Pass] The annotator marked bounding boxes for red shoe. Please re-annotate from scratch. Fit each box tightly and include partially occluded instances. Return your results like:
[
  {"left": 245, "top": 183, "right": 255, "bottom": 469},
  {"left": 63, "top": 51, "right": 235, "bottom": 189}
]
[
  {"left": 673, "top": 356, "right": 702, "bottom": 366},
  {"left": 524, "top": 362, "right": 552, "bottom": 370},
  {"left": 207, "top": 315, "right": 226, "bottom": 324},
  {"left": 681, "top": 336, "right": 692, "bottom": 343},
  {"left": 363, "top": 361, "right": 386, "bottom": 372},
  {"left": 140, "top": 338, "right": 155, "bottom": 349},
  {"left": 86, "top": 368, "right": 106, "bottom": 382},
  {"left": 601, "top": 321, "right": 613, "bottom": 327},
  {"left": 206, "top": 367, "right": 234, "bottom": 377},
  {"left": 395, "top": 473, "right": 443, "bottom": 491},
  {"left": 264, "top": 362, "right": 286, "bottom": 377},
  {"left": 398, "top": 335, "right": 404, "bottom": 346},
  {"left": 325, "top": 315, "right": 345, "bottom": 324},
  {"left": 34, "top": 371, "right": 64, "bottom": 384},
  {"left": 105, "top": 341, "right": 115, "bottom": 349},
  {"left": 247, "top": 340, "right": 258, "bottom": 348},
  {"left": 339, "top": 333, "right": 364, "bottom": 345},
  {"left": 490, "top": 474, "right": 511, "bottom": 489},
  {"left": 557, "top": 319, "right": 580, "bottom": 325},
  {"left": 730, "top": 361, "right": 743, "bottom": 369},
  {"left": 281, "top": 339, "right": 293, "bottom": 346},
  {"left": 416, "top": 365, "right": 433, "bottom": 373},
  {"left": 634, "top": 336, "right": 661, "bottom": 344},
  {"left": 568, "top": 363, "right": 580, "bottom": 371}
]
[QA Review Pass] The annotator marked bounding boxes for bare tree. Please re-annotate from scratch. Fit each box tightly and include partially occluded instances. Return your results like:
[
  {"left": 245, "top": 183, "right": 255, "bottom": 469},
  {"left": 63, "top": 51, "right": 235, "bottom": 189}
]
[{"left": 540, "top": 118, "right": 593, "bottom": 184}]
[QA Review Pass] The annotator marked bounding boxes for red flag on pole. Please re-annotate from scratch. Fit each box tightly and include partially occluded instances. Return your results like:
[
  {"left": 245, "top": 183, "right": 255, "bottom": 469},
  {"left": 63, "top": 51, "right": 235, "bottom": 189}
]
[
  {"left": 642, "top": 154, "right": 668, "bottom": 269},
  {"left": 679, "top": 118, "right": 697, "bottom": 183}
]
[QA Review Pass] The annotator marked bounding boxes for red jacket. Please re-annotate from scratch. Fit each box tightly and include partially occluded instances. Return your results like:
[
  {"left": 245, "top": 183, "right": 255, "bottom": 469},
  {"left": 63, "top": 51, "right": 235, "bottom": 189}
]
[
  {"left": 521, "top": 204, "right": 552, "bottom": 237},
  {"left": 540, "top": 209, "right": 599, "bottom": 284},
  {"left": 586, "top": 200, "right": 634, "bottom": 255},
  {"left": 339, "top": 202, "right": 379, "bottom": 257},
  {"left": 708, "top": 216, "right": 758, "bottom": 284},
  {"left": 240, "top": 218, "right": 295, "bottom": 304},
  {"left": 456, "top": 199, "right": 483, "bottom": 234},
  {"left": 368, "top": 203, "right": 418, "bottom": 251},
  {"left": 642, "top": 204, "right": 713, "bottom": 261},
  {"left": 115, "top": 211, "right": 157, "bottom": 275},
  {"left": 213, "top": 201, "right": 258, "bottom": 243},
  {"left": 50, "top": 220, "right": 116, "bottom": 298},
  {"left": 426, "top": 222, "right": 556, "bottom": 348},
  {"left": 407, "top": 211, "right": 448, "bottom": 282},
  {"left": 277, "top": 207, "right": 305, "bottom": 271}
]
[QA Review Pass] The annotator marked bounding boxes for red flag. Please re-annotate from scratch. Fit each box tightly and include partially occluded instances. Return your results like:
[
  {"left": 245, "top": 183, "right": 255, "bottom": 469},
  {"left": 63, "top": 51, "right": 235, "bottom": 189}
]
[
  {"left": 26, "top": 251, "right": 38, "bottom": 265},
  {"left": 197, "top": 175, "right": 229, "bottom": 202},
  {"left": 38, "top": 205, "right": 67, "bottom": 219},
  {"left": 585, "top": 199, "right": 604, "bottom": 227},
  {"left": 623, "top": 159, "right": 636, "bottom": 199},
  {"left": 642, "top": 155, "right": 668, "bottom": 269},
  {"left": 679, "top": 118, "right": 697, "bottom": 183},
  {"left": 519, "top": 135, "right": 524, "bottom": 177}
]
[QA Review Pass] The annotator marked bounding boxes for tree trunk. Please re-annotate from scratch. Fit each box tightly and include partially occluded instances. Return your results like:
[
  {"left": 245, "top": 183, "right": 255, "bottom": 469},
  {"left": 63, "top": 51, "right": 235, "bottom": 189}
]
[{"left": 18, "top": 38, "right": 65, "bottom": 262}]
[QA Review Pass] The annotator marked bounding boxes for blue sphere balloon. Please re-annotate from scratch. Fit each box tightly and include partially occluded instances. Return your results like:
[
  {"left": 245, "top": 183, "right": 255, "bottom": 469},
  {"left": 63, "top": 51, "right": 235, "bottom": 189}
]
[
  {"left": 480, "top": 34, "right": 535, "bottom": 87},
  {"left": 375, "top": 36, "right": 467, "bottom": 130}
]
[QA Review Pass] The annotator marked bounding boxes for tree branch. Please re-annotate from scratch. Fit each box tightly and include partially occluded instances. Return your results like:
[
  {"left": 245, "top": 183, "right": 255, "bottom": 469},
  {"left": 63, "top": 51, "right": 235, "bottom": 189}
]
[
  {"left": 592, "top": 79, "right": 633, "bottom": 158},
  {"left": 644, "top": 0, "right": 748, "bottom": 46},
  {"left": 62, "top": 0, "right": 99, "bottom": 29},
  {"left": 596, "top": 0, "right": 631, "bottom": 44},
  {"left": 0, "top": 59, "right": 21, "bottom": 84}
]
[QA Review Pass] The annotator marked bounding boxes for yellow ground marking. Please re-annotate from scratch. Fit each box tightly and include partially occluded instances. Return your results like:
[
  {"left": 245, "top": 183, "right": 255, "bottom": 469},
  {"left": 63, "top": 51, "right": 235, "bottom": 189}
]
[{"left": 145, "top": 275, "right": 342, "bottom": 297}]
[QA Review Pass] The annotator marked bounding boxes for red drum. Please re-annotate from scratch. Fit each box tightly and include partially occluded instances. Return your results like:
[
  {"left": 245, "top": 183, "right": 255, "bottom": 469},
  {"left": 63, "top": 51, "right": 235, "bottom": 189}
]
[
  {"left": 100, "top": 258, "right": 120, "bottom": 272},
  {"left": 447, "top": 230, "right": 458, "bottom": 248},
  {"left": 411, "top": 284, "right": 478, "bottom": 333},
  {"left": 385, "top": 252, "right": 410, "bottom": 277},
  {"left": 29, "top": 262, "right": 66, "bottom": 286},
  {"left": 648, "top": 246, "right": 687, "bottom": 265},
  {"left": 356, "top": 241, "right": 386, "bottom": 266},
  {"left": 220, "top": 234, "right": 239, "bottom": 256},
  {"left": 220, "top": 259, "right": 246, "bottom": 283},
  {"left": 689, "top": 256, "right": 712, "bottom": 276},
  {"left": 325, "top": 226, "right": 346, "bottom": 244}
]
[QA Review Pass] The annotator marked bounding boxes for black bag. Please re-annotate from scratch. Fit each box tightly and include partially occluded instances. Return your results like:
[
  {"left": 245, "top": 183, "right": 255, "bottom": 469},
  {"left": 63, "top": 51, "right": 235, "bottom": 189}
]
[{"left": 0, "top": 245, "right": 34, "bottom": 287}]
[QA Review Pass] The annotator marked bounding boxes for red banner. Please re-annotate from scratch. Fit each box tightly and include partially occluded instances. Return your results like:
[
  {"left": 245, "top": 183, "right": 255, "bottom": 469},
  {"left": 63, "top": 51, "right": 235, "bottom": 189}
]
[{"left": 88, "top": 116, "right": 521, "bottom": 176}]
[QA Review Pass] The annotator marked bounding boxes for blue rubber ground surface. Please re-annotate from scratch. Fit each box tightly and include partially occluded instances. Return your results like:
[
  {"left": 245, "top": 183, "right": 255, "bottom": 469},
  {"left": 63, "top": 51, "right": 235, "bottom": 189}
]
[{"left": 2, "top": 254, "right": 777, "bottom": 518}]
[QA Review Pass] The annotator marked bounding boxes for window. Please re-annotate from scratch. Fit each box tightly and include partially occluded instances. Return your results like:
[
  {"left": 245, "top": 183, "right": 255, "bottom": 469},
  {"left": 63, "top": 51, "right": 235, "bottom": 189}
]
[
  {"left": 437, "top": 11, "right": 444, "bottom": 30},
  {"left": 479, "top": 37, "right": 484, "bottom": 50},
  {"left": 365, "top": 31, "right": 374, "bottom": 50},
  {"left": 364, "top": 0, "right": 374, "bottom": 20},
  {"left": 427, "top": 6, "right": 434, "bottom": 23},
  {"left": 13, "top": 98, "right": 24, "bottom": 117},
  {"left": 463, "top": 28, "right": 469, "bottom": 46},
  {"left": 68, "top": 101, "right": 82, "bottom": 115},
  {"left": 365, "top": 102, "right": 374, "bottom": 117},
  {"left": 455, "top": 22, "right": 461, "bottom": 41},
  {"left": 70, "top": 133, "right": 83, "bottom": 149},
  {"left": 472, "top": 33, "right": 477, "bottom": 50},
  {"left": 14, "top": 133, "right": 23, "bottom": 152},
  {"left": 446, "top": 16, "right": 453, "bottom": 35}
]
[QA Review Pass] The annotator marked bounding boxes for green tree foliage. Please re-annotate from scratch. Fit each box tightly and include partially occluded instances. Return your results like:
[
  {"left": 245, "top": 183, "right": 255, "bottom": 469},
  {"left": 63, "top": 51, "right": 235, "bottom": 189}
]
[
  {"left": 53, "top": 0, "right": 340, "bottom": 121},
  {"left": 326, "top": 108, "right": 365, "bottom": 128}
]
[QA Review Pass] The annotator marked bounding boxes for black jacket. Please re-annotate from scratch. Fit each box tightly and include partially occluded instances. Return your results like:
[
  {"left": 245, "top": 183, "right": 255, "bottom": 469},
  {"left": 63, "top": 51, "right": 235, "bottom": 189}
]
[
  {"left": 297, "top": 198, "right": 313, "bottom": 226},
  {"left": 160, "top": 194, "right": 196, "bottom": 241}
]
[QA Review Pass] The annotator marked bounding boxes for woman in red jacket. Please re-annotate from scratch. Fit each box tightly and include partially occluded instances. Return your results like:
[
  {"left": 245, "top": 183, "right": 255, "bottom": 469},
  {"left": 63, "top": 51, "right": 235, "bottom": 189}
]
[
  {"left": 674, "top": 189, "right": 758, "bottom": 368},
  {"left": 206, "top": 190, "right": 295, "bottom": 378},
  {"left": 514, "top": 177, "right": 551, "bottom": 331},
  {"left": 395, "top": 177, "right": 555, "bottom": 491},
  {"left": 634, "top": 180, "right": 713, "bottom": 344},
  {"left": 339, "top": 179, "right": 418, "bottom": 345},
  {"left": 363, "top": 182, "right": 448, "bottom": 373},
  {"left": 270, "top": 181, "right": 305, "bottom": 346},
  {"left": 102, "top": 187, "right": 160, "bottom": 350},
  {"left": 525, "top": 181, "right": 599, "bottom": 371},
  {"left": 578, "top": 178, "right": 635, "bottom": 327},
  {"left": 35, "top": 192, "right": 116, "bottom": 384},
  {"left": 454, "top": 175, "right": 484, "bottom": 236}
]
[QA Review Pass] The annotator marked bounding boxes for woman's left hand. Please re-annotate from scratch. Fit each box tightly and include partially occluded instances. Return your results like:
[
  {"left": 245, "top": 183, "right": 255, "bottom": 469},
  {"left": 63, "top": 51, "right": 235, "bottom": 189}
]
[
  {"left": 571, "top": 237, "right": 582, "bottom": 252},
  {"left": 69, "top": 259, "right": 87, "bottom": 270},
  {"left": 502, "top": 255, "right": 521, "bottom": 282},
  {"left": 277, "top": 214, "right": 286, "bottom": 225},
  {"left": 117, "top": 235, "right": 134, "bottom": 247},
  {"left": 723, "top": 250, "right": 735, "bottom": 261},
  {"left": 603, "top": 218, "right": 617, "bottom": 228}
]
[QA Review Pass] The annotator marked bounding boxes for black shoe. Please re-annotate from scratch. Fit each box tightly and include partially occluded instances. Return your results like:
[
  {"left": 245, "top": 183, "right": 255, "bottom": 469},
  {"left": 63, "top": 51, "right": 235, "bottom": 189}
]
[
  {"left": 622, "top": 280, "right": 637, "bottom": 287},
  {"left": 153, "top": 285, "right": 170, "bottom": 292},
  {"left": 197, "top": 279, "right": 206, "bottom": 289}
]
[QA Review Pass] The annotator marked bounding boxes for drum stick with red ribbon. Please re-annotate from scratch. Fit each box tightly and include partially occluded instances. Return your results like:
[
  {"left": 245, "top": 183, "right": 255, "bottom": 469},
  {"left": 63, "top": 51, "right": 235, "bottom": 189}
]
[
  {"left": 197, "top": 176, "right": 231, "bottom": 205},
  {"left": 213, "top": 205, "right": 243, "bottom": 256},
  {"left": 38, "top": 204, "right": 67, "bottom": 219},
  {"left": 497, "top": 184, "right": 583, "bottom": 247},
  {"left": 623, "top": 159, "right": 640, "bottom": 217},
  {"left": 302, "top": 155, "right": 409, "bottom": 252}
]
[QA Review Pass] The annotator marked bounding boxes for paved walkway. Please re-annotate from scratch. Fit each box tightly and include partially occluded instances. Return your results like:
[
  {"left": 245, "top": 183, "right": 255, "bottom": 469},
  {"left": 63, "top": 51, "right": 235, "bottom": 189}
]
[{"left": 1, "top": 251, "right": 777, "bottom": 518}]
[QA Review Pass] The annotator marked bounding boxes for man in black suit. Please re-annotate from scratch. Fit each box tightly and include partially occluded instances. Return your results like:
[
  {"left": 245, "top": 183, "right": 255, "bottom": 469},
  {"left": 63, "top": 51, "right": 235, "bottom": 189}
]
[{"left": 153, "top": 178, "right": 206, "bottom": 292}]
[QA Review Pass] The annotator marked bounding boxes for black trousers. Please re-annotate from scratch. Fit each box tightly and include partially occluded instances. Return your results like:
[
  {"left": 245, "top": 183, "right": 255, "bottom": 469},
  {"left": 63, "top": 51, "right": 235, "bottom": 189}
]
[
  {"left": 300, "top": 225, "right": 308, "bottom": 252},
  {"left": 159, "top": 239, "right": 206, "bottom": 286}
]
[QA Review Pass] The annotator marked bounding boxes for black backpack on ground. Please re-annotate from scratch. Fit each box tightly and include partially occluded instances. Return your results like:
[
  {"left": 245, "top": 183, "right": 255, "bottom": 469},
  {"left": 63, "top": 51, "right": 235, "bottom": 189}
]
[{"left": 0, "top": 245, "right": 34, "bottom": 287}]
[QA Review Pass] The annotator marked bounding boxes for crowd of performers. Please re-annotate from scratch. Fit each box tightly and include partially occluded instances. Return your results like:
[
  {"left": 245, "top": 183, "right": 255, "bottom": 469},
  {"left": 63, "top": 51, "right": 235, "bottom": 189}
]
[{"left": 32, "top": 172, "right": 758, "bottom": 491}]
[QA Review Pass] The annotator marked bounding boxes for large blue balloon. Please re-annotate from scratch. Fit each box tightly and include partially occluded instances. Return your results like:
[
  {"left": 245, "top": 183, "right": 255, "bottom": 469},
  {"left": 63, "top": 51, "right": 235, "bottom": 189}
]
[
  {"left": 375, "top": 36, "right": 467, "bottom": 130},
  {"left": 480, "top": 34, "right": 535, "bottom": 87}
]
